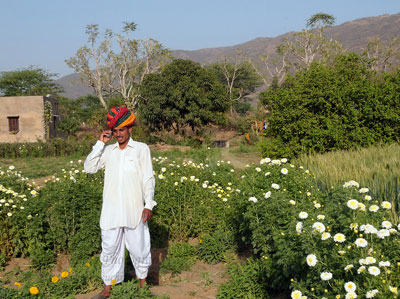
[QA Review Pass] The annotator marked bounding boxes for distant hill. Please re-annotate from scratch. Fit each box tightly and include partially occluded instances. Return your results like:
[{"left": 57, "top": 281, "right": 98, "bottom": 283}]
[{"left": 57, "top": 13, "right": 400, "bottom": 99}]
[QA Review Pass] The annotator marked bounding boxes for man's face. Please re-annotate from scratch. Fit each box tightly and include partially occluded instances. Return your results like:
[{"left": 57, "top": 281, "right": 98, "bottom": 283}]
[{"left": 112, "top": 126, "right": 132, "bottom": 145}]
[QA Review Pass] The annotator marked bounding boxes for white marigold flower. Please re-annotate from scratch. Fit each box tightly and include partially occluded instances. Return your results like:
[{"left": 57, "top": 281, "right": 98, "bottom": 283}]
[
  {"left": 389, "top": 286, "right": 398, "bottom": 294},
  {"left": 344, "top": 264, "right": 354, "bottom": 271},
  {"left": 321, "top": 232, "right": 331, "bottom": 240},
  {"left": 368, "top": 266, "right": 380, "bottom": 276},
  {"left": 333, "top": 233, "right": 346, "bottom": 243},
  {"left": 317, "top": 215, "right": 325, "bottom": 220},
  {"left": 190, "top": 176, "right": 195, "bottom": 181},
  {"left": 202, "top": 183, "right": 208, "bottom": 189},
  {"left": 27, "top": 215, "right": 32, "bottom": 220},
  {"left": 248, "top": 197, "right": 258, "bottom": 203},
  {"left": 260, "top": 158, "right": 266, "bottom": 165},
  {"left": 291, "top": 290, "right": 302, "bottom": 299},
  {"left": 369, "top": 205, "right": 379, "bottom": 212},
  {"left": 222, "top": 198, "right": 228, "bottom": 202},
  {"left": 312, "top": 222, "right": 326, "bottom": 233},
  {"left": 264, "top": 191, "right": 272, "bottom": 199},
  {"left": 281, "top": 158, "right": 288, "bottom": 163},
  {"left": 9, "top": 165, "right": 15, "bottom": 170},
  {"left": 299, "top": 211, "right": 308, "bottom": 219},
  {"left": 360, "top": 224, "right": 378, "bottom": 234},
  {"left": 350, "top": 223, "right": 358, "bottom": 230},
  {"left": 365, "top": 256, "right": 376, "bottom": 265},
  {"left": 379, "top": 261, "right": 390, "bottom": 267},
  {"left": 344, "top": 281, "right": 357, "bottom": 293},
  {"left": 296, "top": 222, "right": 303, "bottom": 234},
  {"left": 271, "top": 159, "right": 281, "bottom": 165},
  {"left": 265, "top": 172, "right": 271, "bottom": 176},
  {"left": 366, "top": 289, "right": 379, "bottom": 298},
  {"left": 357, "top": 266, "right": 366, "bottom": 273},
  {"left": 358, "top": 203, "right": 366, "bottom": 211},
  {"left": 364, "top": 195, "right": 372, "bottom": 201},
  {"left": 255, "top": 167, "right": 262, "bottom": 172},
  {"left": 377, "top": 229, "right": 390, "bottom": 239},
  {"left": 354, "top": 238, "right": 368, "bottom": 248},
  {"left": 306, "top": 254, "right": 317, "bottom": 267},
  {"left": 382, "top": 220, "right": 392, "bottom": 229},
  {"left": 314, "top": 202, "right": 321, "bottom": 209},
  {"left": 343, "top": 181, "right": 351, "bottom": 188},
  {"left": 381, "top": 201, "right": 392, "bottom": 209},
  {"left": 161, "top": 167, "right": 166, "bottom": 172},
  {"left": 359, "top": 187, "right": 369, "bottom": 193},
  {"left": 174, "top": 182, "right": 179, "bottom": 186},
  {"left": 345, "top": 292, "right": 357, "bottom": 299},
  {"left": 349, "top": 180, "right": 359, "bottom": 187},
  {"left": 271, "top": 183, "right": 280, "bottom": 190},
  {"left": 158, "top": 174, "right": 165, "bottom": 179},
  {"left": 281, "top": 168, "right": 288, "bottom": 175},
  {"left": 7, "top": 212, "right": 12, "bottom": 217},
  {"left": 307, "top": 192, "right": 312, "bottom": 197},
  {"left": 289, "top": 200, "right": 295, "bottom": 205},
  {"left": 320, "top": 272, "right": 332, "bottom": 281},
  {"left": 265, "top": 158, "right": 271, "bottom": 163},
  {"left": 347, "top": 199, "right": 359, "bottom": 210}
]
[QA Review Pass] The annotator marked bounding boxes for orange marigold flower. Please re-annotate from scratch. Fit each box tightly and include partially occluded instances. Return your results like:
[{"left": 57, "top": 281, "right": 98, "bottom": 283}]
[
  {"left": 61, "top": 271, "right": 69, "bottom": 278},
  {"left": 29, "top": 286, "right": 39, "bottom": 295},
  {"left": 51, "top": 276, "right": 59, "bottom": 283},
  {"left": 111, "top": 280, "right": 117, "bottom": 286},
  {"left": 14, "top": 282, "right": 21, "bottom": 288},
  {"left": 85, "top": 262, "right": 91, "bottom": 267}
]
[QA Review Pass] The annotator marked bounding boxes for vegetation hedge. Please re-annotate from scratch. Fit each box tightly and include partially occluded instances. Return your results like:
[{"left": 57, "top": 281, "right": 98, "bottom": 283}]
[{"left": 260, "top": 53, "right": 400, "bottom": 158}]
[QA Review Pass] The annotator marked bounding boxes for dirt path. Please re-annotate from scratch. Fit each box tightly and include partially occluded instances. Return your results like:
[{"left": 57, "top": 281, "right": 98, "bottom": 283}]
[{"left": 220, "top": 148, "right": 261, "bottom": 169}]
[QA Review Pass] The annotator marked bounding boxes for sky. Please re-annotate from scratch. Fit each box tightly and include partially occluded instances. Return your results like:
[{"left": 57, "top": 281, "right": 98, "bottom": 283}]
[{"left": 0, "top": 0, "right": 399, "bottom": 78}]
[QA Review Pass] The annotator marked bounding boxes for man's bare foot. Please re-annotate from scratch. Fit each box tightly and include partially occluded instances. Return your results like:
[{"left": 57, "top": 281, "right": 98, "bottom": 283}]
[
  {"left": 139, "top": 278, "right": 146, "bottom": 288},
  {"left": 94, "top": 285, "right": 111, "bottom": 298}
]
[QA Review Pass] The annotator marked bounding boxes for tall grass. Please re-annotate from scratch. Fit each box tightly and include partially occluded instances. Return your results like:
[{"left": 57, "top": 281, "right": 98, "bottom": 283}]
[{"left": 296, "top": 143, "right": 400, "bottom": 223}]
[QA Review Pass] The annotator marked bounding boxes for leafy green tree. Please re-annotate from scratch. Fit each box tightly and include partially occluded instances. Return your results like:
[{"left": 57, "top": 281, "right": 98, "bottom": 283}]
[
  {"left": 0, "top": 67, "right": 63, "bottom": 96},
  {"left": 260, "top": 53, "right": 400, "bottom": 158},
  {"left": 138, "top": 59, "right": 229, "bottom": 134}
]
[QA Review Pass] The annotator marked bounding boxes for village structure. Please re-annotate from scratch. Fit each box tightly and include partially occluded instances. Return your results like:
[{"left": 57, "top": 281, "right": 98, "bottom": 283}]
[{"left": 0, "top": 96, "right": 60, "bottom": 143}]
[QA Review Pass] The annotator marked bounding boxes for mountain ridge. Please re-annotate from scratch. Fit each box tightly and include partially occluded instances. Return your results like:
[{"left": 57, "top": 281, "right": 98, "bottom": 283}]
[{"left": 56, "top": 12, "right": 400, "bottom": 99}]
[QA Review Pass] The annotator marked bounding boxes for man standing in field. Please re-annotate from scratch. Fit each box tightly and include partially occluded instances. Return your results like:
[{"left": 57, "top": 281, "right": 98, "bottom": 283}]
[{"left": 84, "top": 106, "right": 156, "bottom": 299}]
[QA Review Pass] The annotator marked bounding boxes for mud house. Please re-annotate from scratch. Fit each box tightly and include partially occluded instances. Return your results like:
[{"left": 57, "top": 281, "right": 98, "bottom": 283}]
[{"left": 0, "top": 96, "right": 60, "bottom": 143}]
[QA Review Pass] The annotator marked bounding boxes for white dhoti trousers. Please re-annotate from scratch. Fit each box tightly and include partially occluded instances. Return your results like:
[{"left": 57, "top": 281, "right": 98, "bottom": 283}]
[{"left": 100, "top": 220, "right": 152, "bottom": 285}]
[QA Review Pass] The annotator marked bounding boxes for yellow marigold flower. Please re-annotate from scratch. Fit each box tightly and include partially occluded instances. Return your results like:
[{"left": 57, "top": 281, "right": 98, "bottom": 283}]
[
  {"left": 14, "top": 282, "right": 21, "bottom": 288},
  {"left": 69, "top": 268, "right": 73, "bottom": 274},
  {"left": 111, "top": 280, "right": 117, "bottom": 286},
  {"left": 51, "top": 276, "right": 59, "bottom": 283},
  {"left": 61, "top": 271, "right": 69, "bottom": 278},
  {"left": 85, "top": 262, "right": 91, "bottom": 267},
  {"left": 30, "top": 286, "right": 39, "bottom": 295}
]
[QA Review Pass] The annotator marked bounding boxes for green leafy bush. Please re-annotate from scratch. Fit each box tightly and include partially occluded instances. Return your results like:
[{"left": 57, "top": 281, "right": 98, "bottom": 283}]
[
  {"left": 160, "top": 243, "right": 197, "bottom": 275},
  {"left": 197, "top": 226, "right": 235, "bottom": 264},
  {"left": 110, "top": 280, "right": 160, "bottom": 299},
  {"left": 217, "top": 258, "right": 270, "bottom": 299},
  {"left": 260, "top": 54, "right": 400, "bottom": 158}
]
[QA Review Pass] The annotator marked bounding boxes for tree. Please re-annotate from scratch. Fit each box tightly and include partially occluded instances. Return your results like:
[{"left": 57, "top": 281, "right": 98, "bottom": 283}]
[
  {"left": 250, "top": 13, "right": 344, "bottom": 87},
  {"left": 209, "top": 51, "right": 261, "bottom": 114},
  {"left": 0, "top": 67, "right": 63, "bottom": 96},
  {"left": 66, "top": 22, "right": 170, "bottom": 110},
  {"left": 363, "top": 36, "right": 400, "bottom": 72},
  {"left": 138, "top": 59, "right": 229, "bottom": 134}
]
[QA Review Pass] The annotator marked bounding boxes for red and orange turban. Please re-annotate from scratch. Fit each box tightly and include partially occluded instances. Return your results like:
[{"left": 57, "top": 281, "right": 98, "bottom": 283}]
[{"left": 107, "top": 106, "right": 136, "bottom": 129}]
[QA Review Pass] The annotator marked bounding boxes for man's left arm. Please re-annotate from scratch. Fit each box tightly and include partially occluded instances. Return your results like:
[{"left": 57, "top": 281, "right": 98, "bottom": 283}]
[{"left": 141, "top": 145, "right": 156, "bottom": 223}]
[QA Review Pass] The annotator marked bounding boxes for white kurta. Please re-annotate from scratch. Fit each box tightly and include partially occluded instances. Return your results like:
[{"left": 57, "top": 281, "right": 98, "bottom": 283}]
[{"left": 84, "top": 138, "right": 156, "bottom": 230}]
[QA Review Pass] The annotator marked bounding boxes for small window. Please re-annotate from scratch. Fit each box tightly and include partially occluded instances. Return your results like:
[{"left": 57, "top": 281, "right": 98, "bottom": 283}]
[{"left": 8, "top": 116, "right": 19, "bottom": 132}]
